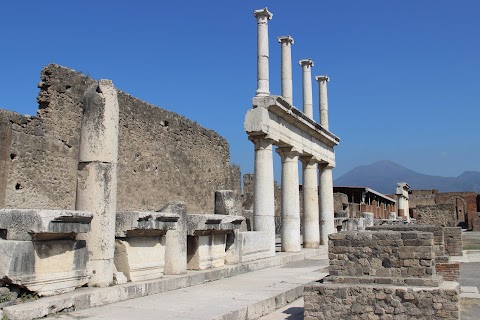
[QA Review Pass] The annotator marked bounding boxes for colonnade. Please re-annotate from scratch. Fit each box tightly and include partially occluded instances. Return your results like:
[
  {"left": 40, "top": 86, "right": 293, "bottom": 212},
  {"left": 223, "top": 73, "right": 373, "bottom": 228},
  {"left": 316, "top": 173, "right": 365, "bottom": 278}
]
[{"left": 251, "top": 8, "right": 337, "bottom": 252}]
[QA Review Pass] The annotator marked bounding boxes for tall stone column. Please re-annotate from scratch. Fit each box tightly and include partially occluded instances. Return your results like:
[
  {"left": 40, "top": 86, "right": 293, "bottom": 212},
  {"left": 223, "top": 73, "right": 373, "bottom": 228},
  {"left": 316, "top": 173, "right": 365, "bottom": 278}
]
[
  {"left": 76, "top": 80, "right": 119, "bottom": 286},
  {"left": 278, "top": 36, "right": 294, "bottom": 105},
  {"left": 316, "top": 75, "right": 330, "bottom": 129},
  {"left": 299, "top": 59, "right": 314, "bottom": 119},
  {"left": 301, "top": 157, "right": 319, "bottom": 248},
  {"left": 276, "top": 147, "right": 301, "bottom": 252},
  {"left": 251, "top": 137, "right": 276, "bottom": 255},
  {"left": 254, "top": 8, "right": 273, "bottom": 97},
  {"left": 319, "top": 163, "right": 334, "bottom": 245}
]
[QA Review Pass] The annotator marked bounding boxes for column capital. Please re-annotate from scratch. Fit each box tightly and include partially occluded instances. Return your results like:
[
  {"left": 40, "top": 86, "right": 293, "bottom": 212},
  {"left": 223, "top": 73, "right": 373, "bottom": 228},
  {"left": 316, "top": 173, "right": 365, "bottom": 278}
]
[
  {"left": 315, "top": 75, "right": 330, "bottom": 82},
  {"left": 299, "top": 59, "right": 314, "bottom": 67},
  {"left": 276, "top": 146, "right": 300, "bottom": 161},
  {"left": 254, "top": 7, "right": 273, "bottom": 20},
  {"left": 278, "top": 35, "right": 294, "bottom": 45},
  {"left": 318, "top": 162, "right": 335, "bottom": 170}
]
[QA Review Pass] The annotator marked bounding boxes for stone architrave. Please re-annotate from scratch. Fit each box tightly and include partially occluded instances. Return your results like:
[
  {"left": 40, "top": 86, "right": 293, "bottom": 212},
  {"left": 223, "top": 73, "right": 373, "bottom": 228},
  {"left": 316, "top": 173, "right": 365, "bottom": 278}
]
[
  {"left": 277, "top": 147, "right": 301, "bottom": 252},
  {"left": 316, "top": 75, "right": 330, "bottom": 129},
  {"left": 278, "top": 36, "right": 294, "bottom": 105},
  {"left": 254, "top": 8, "right": 273, "bottom": 97},
  {"left": 301, "top": 156, "right": 320, "bottom": 248},
  {"left": 75, "top": 79, "right": 119, "bottom": 287},
  {"left": 299, "top": 59, "right": 314, "bottom": 119},
  {"left": 319, "top": 164, "right": 335, "bottom": 245}
]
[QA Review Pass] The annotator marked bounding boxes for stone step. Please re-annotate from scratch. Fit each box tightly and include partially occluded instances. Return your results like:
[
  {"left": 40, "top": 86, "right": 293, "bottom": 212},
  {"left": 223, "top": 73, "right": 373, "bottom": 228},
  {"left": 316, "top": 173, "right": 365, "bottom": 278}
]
[{"left": 2, "top": 247, "right": 328, "bottom": 320}]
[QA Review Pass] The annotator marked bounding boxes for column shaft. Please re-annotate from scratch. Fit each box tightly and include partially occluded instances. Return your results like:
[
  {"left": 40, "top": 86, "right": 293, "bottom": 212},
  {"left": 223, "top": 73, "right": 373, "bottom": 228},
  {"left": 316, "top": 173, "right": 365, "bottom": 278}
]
[
  {"left": 300, "top": 59, "right": 314, "bottom": 119},
  {"left": 277, "top": 148, "right": 300, "bottom": 252},
  {"left": 254, "top": 8, "right": 273, "bottom": 97},
  {"left": 319, "top": 164, "right": 334, "bottom": 245},
  {"left": 316, "top": 76, "right": 330, "bottom": 129},
  {"left": 253, "top": 138, "right": 276, "bottom": 255},
  {"left": 76, "top": 80, "right": 119, "bottom": 286},
  {"left": 279, "top": 36, "right": 294, "bottom": 105},
  {"left": 302, "top": 159, "right": 319, "bottom": 248}
]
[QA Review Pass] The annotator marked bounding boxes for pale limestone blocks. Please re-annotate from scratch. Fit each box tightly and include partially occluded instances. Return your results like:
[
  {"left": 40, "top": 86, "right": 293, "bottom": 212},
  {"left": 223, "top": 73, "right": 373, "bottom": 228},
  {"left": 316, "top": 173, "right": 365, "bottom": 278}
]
[
  {"left": 187, "top": 214, "right": 244, "bottom": 270},
  {"left": 160, "top": 201, "right": 188, "bottom": 275},
  {"left": 0, "top": 209, "right": 93, "bottom": 296},
  {"left": 396, "top": 182, "right": 411, "bottom": 222},
  {"left": 114, "top": 211, "right": 180, "bottom": 282},
  {"left": 225, "top": 231, "right": 272, "bottom": 264},
  {"left": 76, "top": 79, "right": 119, "bottom": 287}
]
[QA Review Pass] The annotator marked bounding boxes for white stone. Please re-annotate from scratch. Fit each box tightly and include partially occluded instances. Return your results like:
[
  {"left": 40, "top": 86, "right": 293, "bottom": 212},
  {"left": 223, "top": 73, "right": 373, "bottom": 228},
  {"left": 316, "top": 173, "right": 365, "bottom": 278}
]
[
  {"left": 319, "top": 165, "right": 334, "bottom": 245},
  {"left": 315, "top": 75, "right": 330, "bottom": 129},
  {"left": 277, "top": 147, "right": 301, "bottom": 252},
  {"left": 161, "top": 202, "right": 188, "bottom": 275},
  {"left": 278, "top": 36, "right": 294, "bottom": 105},
  {"left": 76, "top": 79, "right": 119, "bottom": 287},
  {"left": 252, "top": 137, "right": 276, "bottom": 256},
  {"left": 301, "top": 157, "right": 319, "bottom": 248},
  {"left": 396, "top": 182, "right": 411, "bottom": 222},
  {"left": 254, "top": 8, "right": 273, "bottom": 97},
  {"left": 299, "top": 59, "right": 314, "bottom": 119},
  {"left": 113, "top": 271, "right": 127, "bottom": 285}
]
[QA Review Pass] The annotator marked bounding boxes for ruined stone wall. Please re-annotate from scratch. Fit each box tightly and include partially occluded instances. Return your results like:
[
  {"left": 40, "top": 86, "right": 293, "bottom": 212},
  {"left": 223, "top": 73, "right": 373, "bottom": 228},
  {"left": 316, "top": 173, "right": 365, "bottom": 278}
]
[
  {"left": 413, "top": 203, "right": 456, "bottom": 227},
  {"left": 304, "top": 283, "right": 460, "bottom": 319},
  {"left": 435, "top": 192, "right": 478, "bottom": 230},
  {"left": 0, "top": 64, "right": 239, "bottom": 213},
  {"left": 409, "top": 189, "right": 438, "bottom": 208},
  {"left": 443, "top": 227, "right": 463, "bottom": 256}
]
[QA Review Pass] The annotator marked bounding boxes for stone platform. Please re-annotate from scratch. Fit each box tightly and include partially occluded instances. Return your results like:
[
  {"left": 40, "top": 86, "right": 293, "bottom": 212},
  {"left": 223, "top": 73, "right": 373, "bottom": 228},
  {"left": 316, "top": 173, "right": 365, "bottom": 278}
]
[{"left": 1, "top": 247, "right": 327, "bottom": 320}]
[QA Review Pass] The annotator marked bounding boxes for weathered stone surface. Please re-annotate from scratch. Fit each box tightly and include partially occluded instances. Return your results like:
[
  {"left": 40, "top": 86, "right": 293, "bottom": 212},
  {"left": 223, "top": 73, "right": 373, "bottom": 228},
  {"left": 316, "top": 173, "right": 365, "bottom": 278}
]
[
  {"left": 1, "top": 64, "right": 241, "bottom": 214},
  {"left": 225, "top": 231, "right": 273, "bottom": 264},
  {"left": 304, "top": 281, "right": 460, "bottom": 320},
  {"left": 0, "top": 209, "right": 92, "bottom": 240},
  {"left": 187, "top": 233, "right": 227, "bottom": 270},
  {"left": 114, "top": 237, "right": 166, "bottom": 282},
  {"left": 214, "top": 190, "right": 240, "bottom": 216},
  {"left": 444, "top": 227, "right": 463, "bottom": 256},
  {"left": 115, "top": 211, "right": 179, "bottom": 237},
  {"left": 0, "top": 239, "right": 89, "bottom": 296},
  {"left": 161, "top": 201, "right": 188, "bottom": 275},
  {"left": 187, "top": 213, "right": 244, "bottom": 236}
]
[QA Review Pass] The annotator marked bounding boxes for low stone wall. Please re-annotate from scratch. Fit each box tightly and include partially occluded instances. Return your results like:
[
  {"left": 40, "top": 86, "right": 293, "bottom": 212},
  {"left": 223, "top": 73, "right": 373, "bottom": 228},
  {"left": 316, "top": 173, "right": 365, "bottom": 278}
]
[
  {"left": 443, "top": 227, "right": 463, "bottom": 256},
  {"left": 413, "top": 203, "right": 456, "bottom": 227},
  {"left": 304, "top": 282, "right": 460, "bottom": 320},
  {"left": 329, "top": 231, "right": 435, "bottom": 282}
]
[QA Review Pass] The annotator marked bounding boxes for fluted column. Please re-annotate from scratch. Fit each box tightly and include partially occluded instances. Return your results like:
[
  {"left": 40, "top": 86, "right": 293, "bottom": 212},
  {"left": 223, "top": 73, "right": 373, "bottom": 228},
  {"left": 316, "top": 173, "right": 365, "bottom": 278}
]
[
  {"left": 276, "top": 147, "right": 301, "bottom": 252},
  {"left": 278, "top": 36, "right": 294, "bottom": 105},
  {"left": 254, "top": 8, "right": 273, "bottom": 97},
  {"left": 301, "top": 156, "right": 319, "bottom": 248},
  {"left": 315, "top": 75, "right": 330, "bottom": 129},
  {"left": 299, "top": 59, "right": 314, "bottom": 119},
  {"left": 251, "top": 137, "right": 276, "bottom": 255},
  {"left": 319, "top": 163, "right": 334, "bottom": 245}
]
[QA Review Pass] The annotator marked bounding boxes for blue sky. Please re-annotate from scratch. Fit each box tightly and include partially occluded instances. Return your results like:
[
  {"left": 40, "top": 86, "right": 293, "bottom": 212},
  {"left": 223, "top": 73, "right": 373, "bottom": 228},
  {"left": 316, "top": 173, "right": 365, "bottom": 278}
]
[{"left": 1, "top": 1, "right": 479, "bottom": 181}]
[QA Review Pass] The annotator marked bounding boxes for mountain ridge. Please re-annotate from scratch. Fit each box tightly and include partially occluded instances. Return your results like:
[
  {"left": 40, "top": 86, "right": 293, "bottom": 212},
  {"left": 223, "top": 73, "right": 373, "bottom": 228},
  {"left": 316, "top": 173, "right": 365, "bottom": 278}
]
[{"left": 334, "top": 160, "right": 480, "bottom": 194}]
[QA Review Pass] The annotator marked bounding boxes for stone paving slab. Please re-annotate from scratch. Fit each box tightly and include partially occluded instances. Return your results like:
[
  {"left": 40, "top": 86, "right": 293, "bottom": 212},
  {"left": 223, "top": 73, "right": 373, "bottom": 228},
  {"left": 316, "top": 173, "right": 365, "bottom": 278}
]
[
  {"left": 2, "top": 248, "right": 327, "bottom": 320},
  {"left": 48, "top": 256, "right": 328, "bottom": 320}
]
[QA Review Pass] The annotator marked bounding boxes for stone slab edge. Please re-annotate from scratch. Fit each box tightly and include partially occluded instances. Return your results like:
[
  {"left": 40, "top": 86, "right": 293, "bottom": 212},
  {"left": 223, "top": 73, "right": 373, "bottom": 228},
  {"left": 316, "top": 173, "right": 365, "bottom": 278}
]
[{"left": 3, "top": 248, "right": 326, "bottom": 320}]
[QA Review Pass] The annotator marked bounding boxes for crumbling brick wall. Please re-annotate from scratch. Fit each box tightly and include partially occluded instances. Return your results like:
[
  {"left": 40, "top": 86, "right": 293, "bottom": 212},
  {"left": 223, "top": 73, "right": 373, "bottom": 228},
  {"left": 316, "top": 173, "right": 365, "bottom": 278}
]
[{"left": 0, "top": 64, "right": 240, "bottom": 213}]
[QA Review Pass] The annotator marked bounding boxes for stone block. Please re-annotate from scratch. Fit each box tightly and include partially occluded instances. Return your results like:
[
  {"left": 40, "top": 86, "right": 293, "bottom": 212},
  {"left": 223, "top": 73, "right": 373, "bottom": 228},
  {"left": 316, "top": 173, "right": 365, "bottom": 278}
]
[
  {"left": 0, "top": 239, "right": 89, "bottom": 296},
  {"left": 214, "top": 190, "right": 240, "bottom": 216},
  {"left": 0, "top": 209, "right": 92, "bottom": 240},
  {"left": 225, "top": 231, "right": 273, "bottom": 264},
  {"left": 115, "top": 211, "right": 179, "bottom": 237},
  {"left": 187, "top": 234, "right": 226, "bottom": 270}
]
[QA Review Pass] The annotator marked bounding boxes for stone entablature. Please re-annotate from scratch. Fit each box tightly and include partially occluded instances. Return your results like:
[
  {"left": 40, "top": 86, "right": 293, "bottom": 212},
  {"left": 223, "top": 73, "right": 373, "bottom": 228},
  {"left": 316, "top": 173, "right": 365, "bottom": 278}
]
[
  {"left": 0, "top": 209, "right": 93, "bottom": 296},
  {"left": 245, "top": 96, "right": 339, "bottom": 165}
]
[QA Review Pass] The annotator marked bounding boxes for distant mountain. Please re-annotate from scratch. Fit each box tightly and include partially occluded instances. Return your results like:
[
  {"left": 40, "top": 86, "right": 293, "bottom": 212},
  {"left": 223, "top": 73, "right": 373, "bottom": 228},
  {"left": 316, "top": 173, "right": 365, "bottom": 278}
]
[{"left": 334, "top": 160, "right": 480, "bottom": 194}]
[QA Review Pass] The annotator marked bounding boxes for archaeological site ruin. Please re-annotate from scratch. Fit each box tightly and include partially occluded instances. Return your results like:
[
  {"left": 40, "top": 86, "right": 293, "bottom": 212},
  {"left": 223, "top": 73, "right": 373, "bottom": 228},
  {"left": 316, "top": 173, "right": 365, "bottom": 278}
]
[{"left": 0, "top": 6, "right": 477, "bottom": 320}]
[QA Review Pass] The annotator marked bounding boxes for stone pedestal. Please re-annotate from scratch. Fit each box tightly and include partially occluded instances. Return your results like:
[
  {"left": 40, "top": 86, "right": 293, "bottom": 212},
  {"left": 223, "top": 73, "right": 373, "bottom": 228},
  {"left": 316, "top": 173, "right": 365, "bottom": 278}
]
[
  {"left": 160, "top": 202, "right": 188, "bottom": 275},
  {"left": 186, "top": 214, "right": 244, "bottom": 270},
  {"left": 114, "top": 211, "right": 179, "bottom": 282},
  {"left": 0, "top": 209, "right": 93, "bottom": 296}
]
